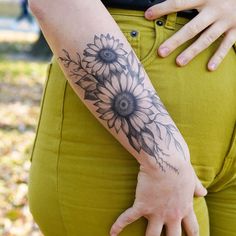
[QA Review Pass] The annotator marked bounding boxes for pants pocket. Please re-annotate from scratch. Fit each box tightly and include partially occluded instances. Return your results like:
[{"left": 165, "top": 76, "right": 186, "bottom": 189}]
[
  {"left": 208, "top": 122, "right": 236, "bottom": 191},
  {"left": 109, "top": 12, "right": 159, "bottom": 65}
]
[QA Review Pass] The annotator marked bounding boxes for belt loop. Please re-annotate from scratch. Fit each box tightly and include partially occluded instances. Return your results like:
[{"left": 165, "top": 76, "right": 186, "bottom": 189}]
[{"left": 164, "top": 13, "right": 177, "bottom": 30}]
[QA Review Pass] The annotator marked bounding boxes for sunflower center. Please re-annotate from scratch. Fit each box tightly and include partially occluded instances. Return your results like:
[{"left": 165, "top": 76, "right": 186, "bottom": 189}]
[
  {"left": 113, "top": 92, "right": 136, "bottom": 117},
  {"left": 98, "top": 48, "right": 117, "bottom": 63}
]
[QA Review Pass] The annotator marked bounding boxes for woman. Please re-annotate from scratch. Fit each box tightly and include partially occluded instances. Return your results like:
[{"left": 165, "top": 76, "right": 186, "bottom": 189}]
[{"left": 27, "top": 0, "right": 236, "bottom": 235}]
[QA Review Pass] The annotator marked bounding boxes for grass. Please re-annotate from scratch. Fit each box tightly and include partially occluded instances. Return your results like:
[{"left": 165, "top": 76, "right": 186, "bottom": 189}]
[
  {"left": 0, "top": 53, "right": 48, "bottom": 236},
  {"left": 0, "top": 2, "right": 20, "bottom": 17}
]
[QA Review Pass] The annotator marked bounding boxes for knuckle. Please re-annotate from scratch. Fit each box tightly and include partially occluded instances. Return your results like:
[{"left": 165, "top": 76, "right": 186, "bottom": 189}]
[
  {"left": 185, "top": 24, "right": 201, "bottom": 38},
  {"left": 217, "top": 52, "right": 225, "bottom": 61},
  {"left": 190, "top": 45, "right": 200, "bottom": 56},
  {"left": 124, "top": 214, "right": 135, "bottom": 224},
  {"left": 171, "top": 37, "right": 182, "bottom": 48},
  {"left": 172, "top": 0, "right": 185, "bottom": 11},
  {"left": 226, "top": 35, "right": 236, "bottom": 46},
  {"left": 204, "top": 33, "right": 216, "bottom": 45},
  {"left": 168, "top": 209, "right": 182, "bottom": 222},
  {"left": 189, "top": 225, "right": 199, "bottom": 235}
]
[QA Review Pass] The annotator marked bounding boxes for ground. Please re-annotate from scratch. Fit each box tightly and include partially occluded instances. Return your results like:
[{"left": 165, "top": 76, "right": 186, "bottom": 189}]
[{"left": 0, "top": 1, "right": 49, "bottom": 235}]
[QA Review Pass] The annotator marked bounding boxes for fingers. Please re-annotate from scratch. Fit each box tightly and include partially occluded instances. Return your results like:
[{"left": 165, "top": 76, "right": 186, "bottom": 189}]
[
  {"left": 110, "top": 207, "right": 142, "bottom": 236},
  {"left": 194, "top": 174, "right": 207, "bottom": 197},
  {"left": 145, "top": 218, "right": 163, "bottom": 236},
  {"left": 166, "top": 221, "right": 182, "bottom": 236},
  {"left": 158, "top": 11, "right": 214, "bottom": 57},
  {"left": 176, "top": 21, "right": 226, "bottom": 67},
  {"left": 145, "top": 0, "right": 202, "bottom": 20},
  {"left": 182, "top": 209, "right": 199, "bottom": 236},
  {"left": 208, "top": 29, "right": 236, "bottom": 71}
]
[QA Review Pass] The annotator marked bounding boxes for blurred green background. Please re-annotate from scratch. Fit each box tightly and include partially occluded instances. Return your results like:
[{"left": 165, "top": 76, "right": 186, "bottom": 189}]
[{"left": 0, "top": 0, "right": 50, "bottom": 235}]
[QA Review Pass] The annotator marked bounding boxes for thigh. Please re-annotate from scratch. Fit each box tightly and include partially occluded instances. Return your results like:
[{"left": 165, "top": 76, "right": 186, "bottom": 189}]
[
  {"left": 206, "top": 126, "right": 236, "bottom": 235},
  {"left": 206, "top": 184, "right": 236, "bottom": 235}
]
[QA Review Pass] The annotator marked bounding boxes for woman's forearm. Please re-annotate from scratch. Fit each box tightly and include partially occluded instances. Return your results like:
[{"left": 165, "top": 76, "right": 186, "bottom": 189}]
[{"left": 29, "top": 0, "right": 189, "bottom": 172}]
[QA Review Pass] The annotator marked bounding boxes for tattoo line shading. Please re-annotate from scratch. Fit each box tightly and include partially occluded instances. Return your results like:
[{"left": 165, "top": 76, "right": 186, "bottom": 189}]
[{"left": 59, "top": 34, "right": 186, "bottom": 173}]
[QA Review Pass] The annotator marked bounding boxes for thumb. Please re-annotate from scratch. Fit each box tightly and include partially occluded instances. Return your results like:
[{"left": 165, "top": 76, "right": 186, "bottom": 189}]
[
  {"left": 110, "top": 207, "right": 142, "bottom": 236},
  {"left": 194, "top": 177, "right": 207, "bottom": 197}
]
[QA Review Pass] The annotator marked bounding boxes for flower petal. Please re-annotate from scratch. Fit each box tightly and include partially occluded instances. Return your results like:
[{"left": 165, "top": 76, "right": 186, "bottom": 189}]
[
  {"left": 103, "top": 65, "right": 110, "bottom": 77},
  {"left": 116, "top": 48, "right": 127, "bottom": 56},
  {"left": 97, "top": 84, "right": 114, "bottom": 99},
  {"left": 92, "top": 62, "right": 103, "bottom": 72},
  {"left": 88, "top": 44, "right": 99, "bottom": 52},
  {"left": 97, "top": 93, "right": 112, "bottom": 103},
  {"left": 111, "top": 75, "right": 121, "bottom": 93},
  {"left": 138, "top": 107, "right": 154, "bottom": 116},
  {"left": 114, "top": 62, "right": 123, "bottom": 73},
  {"left": 87, "top": 61, "right": 97, "bottom": 68},
  {"left": 131, "top": 115, "right": 145, "bottom": 130},
  {"left": 100, "top": 111, "right": 115, "bottom": 120},
  {"left": 104, "top": 81, "right": 117, "bottom": 95},
  {"left": 108, "top": 115, "right": 117, "bottom": 128},
  {"left": 109, "top": 63, "right": 116, "bottom": 72},
  {"left": 134, "top": 111, "right": 150, "bottom": 123},
  {"left": 96, "top": 63, "right": 106, "bottom": 75},
  {"left": 84, "top": 48, "right": 97, "bottom": 56},
  {"left": 113, "top": 39, "right": 119, "bottom": 50},
  {"left": 101, "top": 34, "right": 108, "bottom": 48},
  {"left": 117, "top": 56, "right": 127, "bottom": 66},
  {"left": 136, "top": 90, "right": 149, "bottom": 99},
  {"left": 120, "top": 73, "right": 128, "bottom": 92},
  {"left": 84, "top": 56, "right": 95, "bottom": 63},
  {"left": 95, "top": 101, "right": 111, "bottom": 110},
  {"left": 137, "top": 99, "right": 153, "bottom": 109},
  {"left": 133, "top": 84, "right": 143, "bottom": 97},
  {"left": 121, "top": 118, "right": 129, "bottom": 135},
  {"left": 94, "top": 35, "right": 103, "bottom": 49},
  {"left": 129, "top": 116, "right": 141, "bottom": 132},
  {"left": 126, "top": 73, "right": 133, "bottom": 91},
  {"left": 114, "top": 116, "right": 122, "bottom": 132}
]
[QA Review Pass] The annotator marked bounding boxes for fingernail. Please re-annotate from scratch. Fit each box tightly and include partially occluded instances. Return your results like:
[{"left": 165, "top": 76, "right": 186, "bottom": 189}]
[
  {"left": 145, "top": 9, "right": 153, "bottom": 19},
  {"left": 177, "top": 56, "right": 188, "bottom": 66},
  {"left": 159, "top": 47, "right": 170, "bottom": 57},
  {"left": 208, "top": 62, "right": 217, "bottom": 71}
]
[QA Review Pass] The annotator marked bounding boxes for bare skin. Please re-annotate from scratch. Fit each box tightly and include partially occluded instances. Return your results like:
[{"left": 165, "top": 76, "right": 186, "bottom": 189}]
[
  {"left": 29, "top": 0, "right": 208, "bottom": 235},
  {"left": 145, "top": 0, "right": 236, "bottom": 71}
]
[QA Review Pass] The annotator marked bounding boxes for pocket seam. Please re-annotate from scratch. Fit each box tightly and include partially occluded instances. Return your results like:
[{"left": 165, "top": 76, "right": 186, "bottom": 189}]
[
  {"left": 30, "top": 63, "right": 53, "bottom": 162},
  {"left": 209, "top": 123, "right": 236, "bottom": 189}
]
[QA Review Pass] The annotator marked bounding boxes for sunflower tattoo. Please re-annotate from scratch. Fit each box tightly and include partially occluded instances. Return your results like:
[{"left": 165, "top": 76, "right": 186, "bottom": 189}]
[
  {"left": 83, "top": 34, "right": 127, "bottom": 77},
  {"left": 59, "top": 34, "right": 186, "bottom": 172}
]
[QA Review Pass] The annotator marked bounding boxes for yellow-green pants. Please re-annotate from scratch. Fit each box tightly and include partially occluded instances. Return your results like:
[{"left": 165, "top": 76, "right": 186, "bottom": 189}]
[{"left": 28, "top": 8, "right": 236, "bottom": 236}]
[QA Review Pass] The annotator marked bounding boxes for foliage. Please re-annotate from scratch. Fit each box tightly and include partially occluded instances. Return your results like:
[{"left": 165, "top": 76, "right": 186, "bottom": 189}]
[{"left": 0, "top": 57, "right": 48, "bottom": 236}]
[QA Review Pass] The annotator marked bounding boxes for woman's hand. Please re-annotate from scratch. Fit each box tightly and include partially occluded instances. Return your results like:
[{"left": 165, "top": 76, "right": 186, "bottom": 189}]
[
  {"left": 144, "top": 0, "right": 236, "bottom": 71},
  {"left": 110, "top": 160, "right": 207, "bottom": 236}
]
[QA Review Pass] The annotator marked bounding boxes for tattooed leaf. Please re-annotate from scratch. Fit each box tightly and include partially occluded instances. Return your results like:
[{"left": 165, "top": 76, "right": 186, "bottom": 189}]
[
  {"left": 142, "top": 132, "right": 155, "bottom": 154},
  {"left": 76, "top": 74, "right": 97, "bottom": 90},
  {"left": 130, "top": 135, "right": 141, "bottom": 152},
  {"left": 168, "top": 125, "right": 178, "bottom": 132},
  {"left": 84, "top": 91, "right": 98, "bottom": 101},
  {"left": 166, "top": 131, "right": 171, "bottom": 149},
  {"left": 155, "top": 123, "right": 162, "bottom": 140},
  {"left": 127, "top": 52, "right": 139, "bottom": 75},
  {"left": 175, "top": 140, "right": 186, "bottom": 159}
]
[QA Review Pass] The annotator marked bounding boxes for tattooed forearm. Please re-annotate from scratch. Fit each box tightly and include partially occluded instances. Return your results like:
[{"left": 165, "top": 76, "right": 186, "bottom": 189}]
[{"left": 59, "top": 34, "right": 186, "bottom": 173}]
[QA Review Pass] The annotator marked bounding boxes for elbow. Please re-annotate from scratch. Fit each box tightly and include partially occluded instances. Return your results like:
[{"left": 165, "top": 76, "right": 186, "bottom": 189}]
[{"left": 28, "top": 0, "right": 46, "bottom": 21}]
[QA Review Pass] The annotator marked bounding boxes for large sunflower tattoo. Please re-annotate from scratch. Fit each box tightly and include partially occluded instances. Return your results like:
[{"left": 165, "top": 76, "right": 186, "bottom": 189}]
[
  {"left": 83, "top": 34, "right": 127, "bottom": 77},
  {"left": 59, "top": 34, "right": 186, "bottom": 173},
  {"left": 95, "top": 73, "right": 153, "bottom": 134}
]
